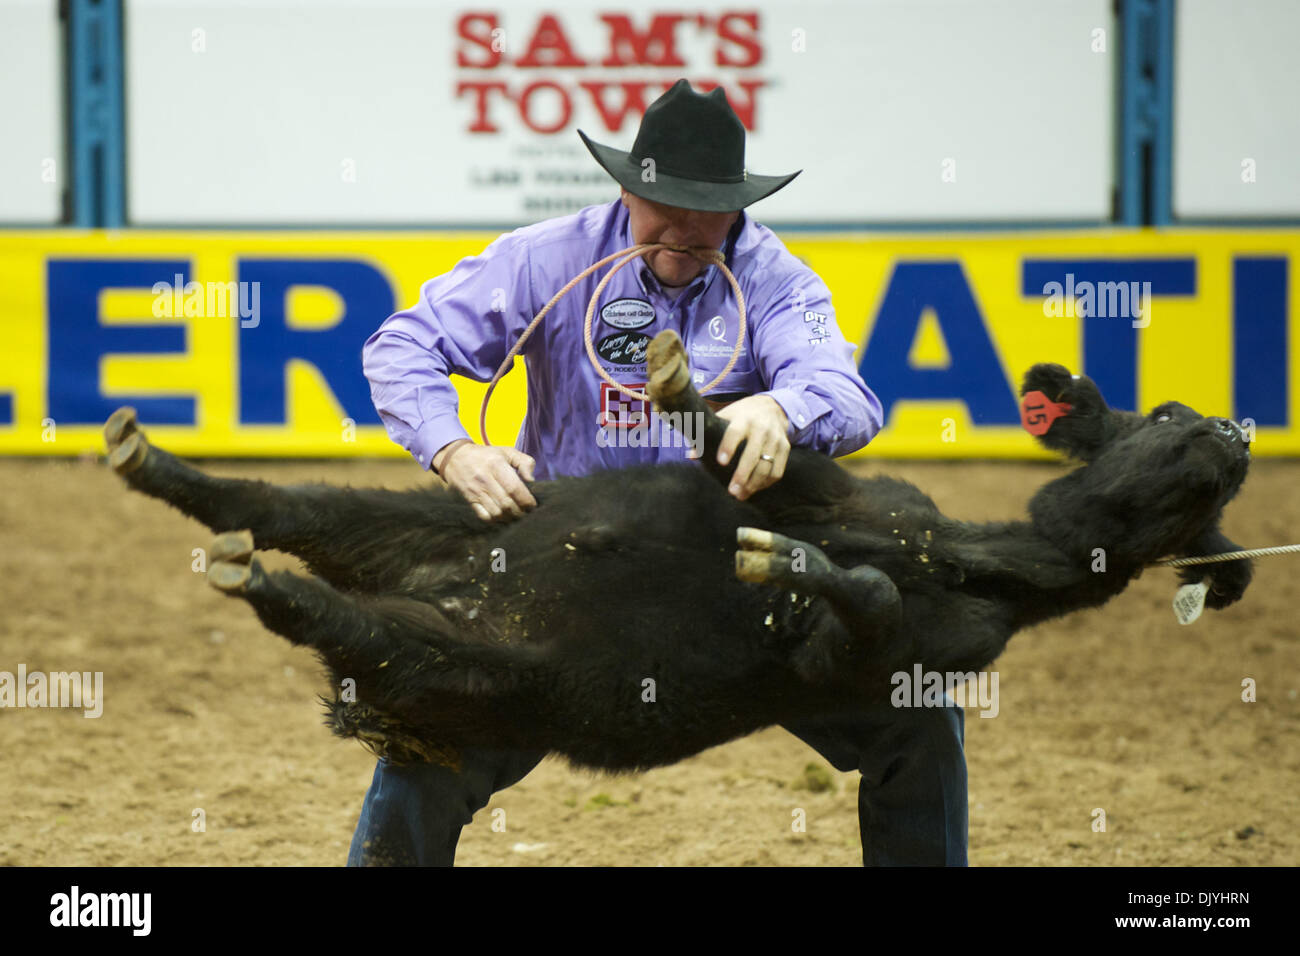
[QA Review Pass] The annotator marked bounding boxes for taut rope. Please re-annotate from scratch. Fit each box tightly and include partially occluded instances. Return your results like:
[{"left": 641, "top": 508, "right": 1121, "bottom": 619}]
[
  {"left": 1154, "top": 544, "right": 1300, "bottom": 567},
  {"left": 478, "top": 243, "right": 745, "bottom": 447}
]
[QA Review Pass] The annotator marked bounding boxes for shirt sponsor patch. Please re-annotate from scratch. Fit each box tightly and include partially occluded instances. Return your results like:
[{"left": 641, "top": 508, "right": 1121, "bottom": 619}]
[
  {"left": 807, "top": 322, "right": 831, "bottom": 345},
  {"left": 690, "top": 340, "right": 734, "bottom": 359},
  {"left": 598, "top": 381, "right": 649, "bottom": 429},
  {"left": 595, "top": 331, "right": 650, "bottom": 366},
  {"left": 600, "top": 298, "right": 655, "bottom": 330}
]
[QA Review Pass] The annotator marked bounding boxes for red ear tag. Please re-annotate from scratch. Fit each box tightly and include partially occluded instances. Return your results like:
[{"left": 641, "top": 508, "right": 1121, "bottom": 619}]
[{"left": 1020, "top": 390, "right": 1073, "bottom": 435}]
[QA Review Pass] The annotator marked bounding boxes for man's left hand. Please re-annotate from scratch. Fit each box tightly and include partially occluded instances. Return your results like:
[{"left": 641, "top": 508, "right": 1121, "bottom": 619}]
[{"left": 716, "top": 395, "right": 791, "bottom": 500}]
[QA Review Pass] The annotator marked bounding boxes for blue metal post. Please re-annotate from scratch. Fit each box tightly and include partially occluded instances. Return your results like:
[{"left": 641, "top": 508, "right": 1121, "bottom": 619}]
[
  {"left": 68, "top": 0, "right": 125, "bottom": 227},
  {"left": 1152, "top": 0, "right": 1174, "bottom": 225},
  {"left": 1118, "top": 0, "right": 1174, "bottom": 226}
]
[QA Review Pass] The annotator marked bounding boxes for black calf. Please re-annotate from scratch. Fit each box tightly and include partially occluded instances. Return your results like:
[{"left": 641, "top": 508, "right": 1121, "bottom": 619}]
[{"left": 104, "top": 332, "right": 1252, "bottom": 772}]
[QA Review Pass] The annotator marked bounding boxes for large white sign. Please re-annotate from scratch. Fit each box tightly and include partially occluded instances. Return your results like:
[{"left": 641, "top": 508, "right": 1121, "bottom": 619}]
[
  {"left": 0, "top": 0, "right": 63, "bottom": 224},
  {"left": 125, "top": 0, "right": 1115, "bottom": 225},
  {"left": 1173, "top": 0, "right": 1300, "bottom": 218}
]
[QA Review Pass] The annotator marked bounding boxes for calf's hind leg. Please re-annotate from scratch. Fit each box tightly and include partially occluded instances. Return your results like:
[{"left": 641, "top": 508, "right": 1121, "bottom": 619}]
[{"left": 105, "top": 407, "right": 478, "bottom": 590}]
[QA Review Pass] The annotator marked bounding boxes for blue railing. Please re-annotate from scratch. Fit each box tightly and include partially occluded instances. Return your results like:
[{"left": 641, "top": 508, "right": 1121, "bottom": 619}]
[{"left": 68, "top": 0, "right": 125, "bottom": 227}]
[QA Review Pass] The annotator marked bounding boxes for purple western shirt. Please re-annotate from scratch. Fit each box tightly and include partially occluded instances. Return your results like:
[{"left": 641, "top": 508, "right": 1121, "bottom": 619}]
[{"left": 362, "top": 199, "right": 883, "bottom": 479}]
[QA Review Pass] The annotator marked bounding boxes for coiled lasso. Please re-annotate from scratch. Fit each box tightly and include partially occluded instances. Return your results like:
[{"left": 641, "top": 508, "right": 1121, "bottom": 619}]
[{"left": 478, "top": 243, "right": 745, "bottom": 446}]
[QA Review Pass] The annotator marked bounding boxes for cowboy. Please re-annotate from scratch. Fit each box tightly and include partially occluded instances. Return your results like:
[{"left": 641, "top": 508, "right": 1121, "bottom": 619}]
[{"left": 358, "top": 79, "right": 968, "bottom": 865}]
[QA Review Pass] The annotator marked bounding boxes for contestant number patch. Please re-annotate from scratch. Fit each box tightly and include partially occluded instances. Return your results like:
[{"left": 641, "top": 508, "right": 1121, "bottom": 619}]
[{"left": 598, "top": 381, "right": 649, "bottom": 428}]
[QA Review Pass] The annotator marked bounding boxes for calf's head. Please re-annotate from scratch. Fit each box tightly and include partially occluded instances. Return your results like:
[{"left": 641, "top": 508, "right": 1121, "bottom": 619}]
[{"left": 1020, "top": 363, "right": 1251, "bottom": 589}]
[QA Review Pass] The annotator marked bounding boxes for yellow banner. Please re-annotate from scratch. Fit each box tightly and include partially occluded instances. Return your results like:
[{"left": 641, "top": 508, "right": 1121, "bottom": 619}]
[{"left": 0, "top": 229, "right": 1295, "bottom": 458}]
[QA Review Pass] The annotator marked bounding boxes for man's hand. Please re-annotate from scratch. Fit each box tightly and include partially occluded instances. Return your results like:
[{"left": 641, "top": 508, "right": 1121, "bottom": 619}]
[
  {"left": 433, "top": 439, "right": 537, "bottom": 521},
  {"left": 715, "top": 395, "right": 791, "bottom": 500}
]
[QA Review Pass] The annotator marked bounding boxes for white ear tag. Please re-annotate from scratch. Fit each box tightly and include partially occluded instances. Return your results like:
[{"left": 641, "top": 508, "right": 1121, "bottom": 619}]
[{"left": 1172, "top": 581, "right": 1209, "bottom": 625}]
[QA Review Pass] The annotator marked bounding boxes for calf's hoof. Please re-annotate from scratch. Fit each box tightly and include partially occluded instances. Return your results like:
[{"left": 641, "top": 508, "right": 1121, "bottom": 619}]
[
  {"left": 207, "top": 530, "right": 259, "bottom": 595},
  {"left": 103, "top": 406, "right": 139, "bottom": 450},
  {"left": 108, "top": 432, "right": 149, "bottom": 475},
  {"left": 735, "top": 526, "right": 832, "bottom": 586},
  {"left": 209, "top": 561, "right": 253, "bottom": 594},
  {"left": 1194, "top": 558, "right": 1253, "bottom": 610},
  {"left": 210, "top": 529, "right": 255, "bottom": 564},
  {"left": 104, "top": 407, "right": 150, "bottom": 474},
  {"left": 647, "top": 330, "right": 691, "bottom": 409}
]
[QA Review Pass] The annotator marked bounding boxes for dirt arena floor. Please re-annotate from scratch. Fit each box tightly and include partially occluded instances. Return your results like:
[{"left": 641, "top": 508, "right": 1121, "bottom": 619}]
[{"left": 1, "top": 453, "right": 1296, "bottom": 867}]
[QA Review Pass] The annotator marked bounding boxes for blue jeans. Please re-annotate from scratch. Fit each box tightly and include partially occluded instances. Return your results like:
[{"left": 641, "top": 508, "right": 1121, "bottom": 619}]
[{"left": 347, "top": 703, "right": 967, "bottom": 866}]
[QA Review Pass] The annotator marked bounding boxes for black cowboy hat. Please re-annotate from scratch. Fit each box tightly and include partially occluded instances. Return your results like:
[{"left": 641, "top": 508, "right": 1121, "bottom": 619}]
[{"left": 578, "top": 79, "right": 800, "bottom": 213}]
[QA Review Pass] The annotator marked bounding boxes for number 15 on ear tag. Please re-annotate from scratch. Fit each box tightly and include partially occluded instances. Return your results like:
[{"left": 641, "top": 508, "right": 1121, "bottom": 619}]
[{"left": 1173, "top": 581, "right": 1208, "bottom": 625}]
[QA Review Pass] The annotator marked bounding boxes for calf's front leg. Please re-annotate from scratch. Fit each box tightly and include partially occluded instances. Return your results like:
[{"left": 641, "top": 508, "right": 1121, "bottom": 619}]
[
  {"left": 1176, "top": 523, "right": 1254, "bottom": 609},
  {"left": 645, "top": 332, "right": 858, "bottom": 515}
]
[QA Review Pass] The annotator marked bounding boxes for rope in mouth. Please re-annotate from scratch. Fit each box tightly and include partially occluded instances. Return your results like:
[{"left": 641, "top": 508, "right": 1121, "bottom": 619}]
[{"left": 479, "top": 243, "right": 746, "bottom": 446}]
